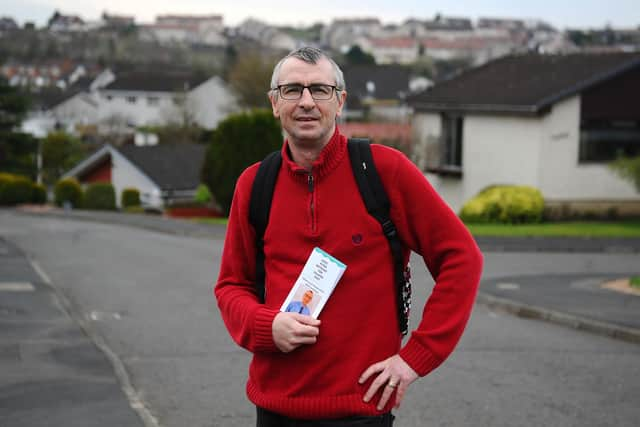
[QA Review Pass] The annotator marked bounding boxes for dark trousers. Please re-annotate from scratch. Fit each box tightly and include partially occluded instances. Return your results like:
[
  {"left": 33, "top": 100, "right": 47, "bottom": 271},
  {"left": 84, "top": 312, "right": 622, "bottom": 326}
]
[{"left": 256, "top": 407, "right": 394, "bottom": 427}]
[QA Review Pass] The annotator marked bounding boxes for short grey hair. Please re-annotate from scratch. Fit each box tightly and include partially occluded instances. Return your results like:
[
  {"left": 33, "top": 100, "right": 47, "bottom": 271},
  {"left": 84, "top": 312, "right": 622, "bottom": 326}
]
[{"left": 269, "top": 46, "right": 346, "bottom": 95}]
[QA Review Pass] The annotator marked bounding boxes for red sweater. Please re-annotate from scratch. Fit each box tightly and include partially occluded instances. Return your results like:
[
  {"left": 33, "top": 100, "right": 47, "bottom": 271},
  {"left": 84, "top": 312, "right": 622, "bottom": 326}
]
[{"left": 215, "top": 128, "right": 482, "bottom": 419}]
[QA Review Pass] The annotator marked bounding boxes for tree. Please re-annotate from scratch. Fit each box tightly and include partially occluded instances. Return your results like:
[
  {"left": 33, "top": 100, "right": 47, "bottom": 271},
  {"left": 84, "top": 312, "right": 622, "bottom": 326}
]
[
  {"left": 41, "top": 131, "right": 87, "bottom": 185},
  {"left": 228, "top": 53, "right": 278, "bottom": 109},
  {"left": 343, "top": 45, "right": 376, "bottom": 66},
  {"left": 201, "top": 109, "right": 282, "bottom": 214},
  {"left": 0, "top": 76, "right": 36, "bottom": 178},
  {"left": 610, "top": 156, "right": 640, "bottom": 192}
]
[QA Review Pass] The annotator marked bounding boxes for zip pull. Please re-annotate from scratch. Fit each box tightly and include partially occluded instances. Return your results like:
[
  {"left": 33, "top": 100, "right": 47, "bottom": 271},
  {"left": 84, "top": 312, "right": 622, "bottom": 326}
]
[{"left": 307, "top": 173, "right": 314, "bottom": 193}]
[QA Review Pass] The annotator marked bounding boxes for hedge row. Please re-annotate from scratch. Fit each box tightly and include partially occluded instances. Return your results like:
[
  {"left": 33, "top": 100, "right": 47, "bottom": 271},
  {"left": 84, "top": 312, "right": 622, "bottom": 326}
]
[
  {"left": 53, "top": 180, "right": 142, "bottom": 210},
  {"left": 0, "top": 173, "right": 47, "bottom": 205},
  {"left": 460, "top": 185, "right": 545, "bottom": 224}
]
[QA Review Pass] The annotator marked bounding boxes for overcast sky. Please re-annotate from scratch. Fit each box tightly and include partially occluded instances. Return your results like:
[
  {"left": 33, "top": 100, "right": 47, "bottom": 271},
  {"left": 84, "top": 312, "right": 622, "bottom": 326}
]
[{"left": 2, "top": 0, "right": 639, "bottom": 29}]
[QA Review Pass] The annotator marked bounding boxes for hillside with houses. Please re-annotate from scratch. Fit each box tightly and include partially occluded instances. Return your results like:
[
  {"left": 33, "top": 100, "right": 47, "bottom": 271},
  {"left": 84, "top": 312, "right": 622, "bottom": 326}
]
[{"left": 1, "top": 10, "right": 639, "bottom": 216}]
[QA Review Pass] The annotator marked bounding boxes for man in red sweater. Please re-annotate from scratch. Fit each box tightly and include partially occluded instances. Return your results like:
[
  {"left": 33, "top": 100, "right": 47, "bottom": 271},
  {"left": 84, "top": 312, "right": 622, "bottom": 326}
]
[{"left": 215, "top": 46, "right": 483, "bottom": 426}]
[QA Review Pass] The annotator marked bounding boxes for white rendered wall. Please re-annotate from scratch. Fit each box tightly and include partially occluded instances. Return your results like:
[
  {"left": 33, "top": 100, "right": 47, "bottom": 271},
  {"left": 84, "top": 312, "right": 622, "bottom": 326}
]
[
  {"left": 99, "top": 90, "right": 177, "bottom": 127},
  {"left": 539, "top": 96, "right": 638, "bottom": 201},
  {"left": 110, "top": 150, "right": 163, "bottom": 208},
  {"left": 188, "top": 77, "right": 237, "bottom": 129}
]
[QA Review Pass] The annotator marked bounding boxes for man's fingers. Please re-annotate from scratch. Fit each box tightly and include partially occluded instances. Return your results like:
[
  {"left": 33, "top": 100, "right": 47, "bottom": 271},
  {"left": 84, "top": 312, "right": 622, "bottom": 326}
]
[
  {"left": 362, "top": 371, "right": 389, "bottom": 402},
  {"left": 394, "top": 383, "right": 407, "bottom": 409},
  {"left": 359, "top": 362, "right": 383, "bottom": 384},
  {"left": 291, "top": 313, "right": 321, "bottom": 326},
  {"left": 376, "top": 381, "right": 396, "bottom": 410}
]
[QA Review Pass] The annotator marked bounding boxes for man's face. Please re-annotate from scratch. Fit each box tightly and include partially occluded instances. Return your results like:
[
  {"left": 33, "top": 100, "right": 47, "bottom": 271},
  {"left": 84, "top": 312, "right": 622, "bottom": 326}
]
[
  {"left": 269, "top": 57, "right": 346, "bottom": 148},
  {"left": 302, "top": 290, "right": 313, "bottom": 305}
]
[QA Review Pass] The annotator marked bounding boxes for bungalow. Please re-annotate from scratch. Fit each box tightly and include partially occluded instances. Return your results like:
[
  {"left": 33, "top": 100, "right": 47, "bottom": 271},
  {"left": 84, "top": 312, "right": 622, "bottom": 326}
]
[
  {"left": 409, "top": 52, "right": 640, "bottom": 217},
  {"left": 63, "top": 143, "right": 206, "bottom": 209}
]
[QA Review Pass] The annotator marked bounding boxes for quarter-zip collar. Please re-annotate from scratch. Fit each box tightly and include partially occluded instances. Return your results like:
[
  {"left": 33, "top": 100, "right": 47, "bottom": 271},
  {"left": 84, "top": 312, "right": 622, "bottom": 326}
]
[{"left": 281, "top": 126, "right": 347, "bottom": 181}]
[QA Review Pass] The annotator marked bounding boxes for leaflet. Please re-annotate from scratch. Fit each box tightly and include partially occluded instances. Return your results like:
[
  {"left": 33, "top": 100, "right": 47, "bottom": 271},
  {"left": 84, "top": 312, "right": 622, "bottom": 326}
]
[{"left": 280, "top": 247, "right": 347, "bottom": 318}]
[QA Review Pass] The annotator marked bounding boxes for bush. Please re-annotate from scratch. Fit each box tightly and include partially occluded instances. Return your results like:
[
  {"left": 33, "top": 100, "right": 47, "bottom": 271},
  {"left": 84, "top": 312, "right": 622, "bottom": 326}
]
[
  {"left": 84, "top": 182, "right": 116, "bottom": 210},
  {"left": 121, "top": 187, "right": 141, "bottom": 208},
  {"left": 460, "top": 185, "right": 545, "bottom": 224},
  {"left": 201, "top": 109, "right": 282, "bottom": 215},
  {"left": 31, "top": 183, "right": 47, "bottom": 204},
  {"left": 54, "top": 178, "right": 83, "bottom": 208},
  {"left": 194, "top": 183, "right": 212, "bottom": 204},
  {"left": 0, "top": 173, "right": 33, "bottom": 205}
]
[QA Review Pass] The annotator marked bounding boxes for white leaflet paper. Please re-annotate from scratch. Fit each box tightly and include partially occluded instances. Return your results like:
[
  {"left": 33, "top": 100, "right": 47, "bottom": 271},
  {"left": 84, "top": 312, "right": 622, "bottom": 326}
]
[{"left": 280, "top": 247, "right": 347, "bottom": 318}]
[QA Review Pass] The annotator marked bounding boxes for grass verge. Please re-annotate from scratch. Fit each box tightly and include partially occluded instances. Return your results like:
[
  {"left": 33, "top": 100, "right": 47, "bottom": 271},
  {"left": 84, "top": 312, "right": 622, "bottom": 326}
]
[
  {"left": 465, "top": 221, "right": 640, "bottom": 238},
  {"left": 630, "top": 276, "right": 640, "bottom": 289},
  {"left": 190, "top": 217, "right": 228, "bottom": 225}
]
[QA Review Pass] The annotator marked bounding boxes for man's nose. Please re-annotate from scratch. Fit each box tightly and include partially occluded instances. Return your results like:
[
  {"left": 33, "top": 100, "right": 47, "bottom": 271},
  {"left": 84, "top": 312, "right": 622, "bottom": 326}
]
[{"left": 298, "top": 87, "right": 315, "bottom": 107}]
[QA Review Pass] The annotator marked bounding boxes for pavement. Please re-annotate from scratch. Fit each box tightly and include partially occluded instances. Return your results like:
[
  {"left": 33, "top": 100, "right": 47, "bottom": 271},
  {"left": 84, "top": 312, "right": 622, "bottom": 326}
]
[{"left": 2, "top": 206, "right": 639, "bottom": 427}]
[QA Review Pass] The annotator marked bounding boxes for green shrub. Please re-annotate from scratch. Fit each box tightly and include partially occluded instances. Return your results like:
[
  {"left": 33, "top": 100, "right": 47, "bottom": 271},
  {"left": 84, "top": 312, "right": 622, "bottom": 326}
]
[
  {"left": 54, "top": 178, "right": 83, "bottom": 208},
  {"left": 0, "top": 173, "right": 33, "bottom": 205},
  {"left": 121, "top": 187, "right": 141, "bottom": 208},
  {"left": 201, "top": 109, "right": 282, "bottom": 215},
  {"left": 194, "top": 183, "right": 212, "bottom": 203},
  {"left": 31, "top": 183, "right": 47, "bottom": 204},
  {"left": 84, "top": 182, "right": 116, "bottom": 210},
  {"left": 460, "top": 185, "right": 544, "bottom": 224}
]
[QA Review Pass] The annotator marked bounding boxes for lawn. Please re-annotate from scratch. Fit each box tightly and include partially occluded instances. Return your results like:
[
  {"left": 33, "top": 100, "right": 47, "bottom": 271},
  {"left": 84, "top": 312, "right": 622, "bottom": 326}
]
[
  {"left": 465, "top": 221, "right": 640, "bottom": 238},
  {"left": 189, "top": 218, "right": 640, "bottom": 238},
  {"left": 190, "top": 217, "right": 229, "bottom": 225}
]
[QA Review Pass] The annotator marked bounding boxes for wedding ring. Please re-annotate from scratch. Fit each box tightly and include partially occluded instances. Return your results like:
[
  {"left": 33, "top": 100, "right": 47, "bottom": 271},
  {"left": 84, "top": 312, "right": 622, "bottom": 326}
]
[{"left": 387, "top": 381, "right": 398, "bottom": 388}]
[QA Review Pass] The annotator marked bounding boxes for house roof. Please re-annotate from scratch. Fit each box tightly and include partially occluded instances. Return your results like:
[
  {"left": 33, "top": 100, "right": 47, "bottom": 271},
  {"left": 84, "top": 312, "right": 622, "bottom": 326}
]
[
  {"left": 66, "top": 143, "right": 206, "bottom": 191},
  {"left": 408, "top": 52, "right": 640, "bottom": 115},
  {"left": 117, "top": 144, "right": 206, "bottom": 190},
  {"left": 343, "top": 65, "right": 410, "bottom": 109},
  {"left": 103, "top": 71, "right": 209, "bottom": 93}
]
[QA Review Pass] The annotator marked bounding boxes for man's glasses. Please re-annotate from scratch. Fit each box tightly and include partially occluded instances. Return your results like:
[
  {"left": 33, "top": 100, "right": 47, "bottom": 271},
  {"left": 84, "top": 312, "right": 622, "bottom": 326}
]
[{"left": 274, "top": 84, "right": 340, "bottom": 100}]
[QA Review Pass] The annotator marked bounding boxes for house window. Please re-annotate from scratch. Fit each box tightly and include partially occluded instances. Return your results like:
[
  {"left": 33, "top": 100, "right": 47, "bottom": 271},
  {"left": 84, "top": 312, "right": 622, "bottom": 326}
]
[
  {"left": 579, "top": 119, "right": 640, "bottom": 163},
  {"left": 105, "top": 95, "right": 113, "bottom": 101},
  {"left": 147, "top": 96, "right": 159, "bottom": 106},
  {"left": 441, "top": 114, "right": 463, "bottom": 169},
  {"left": 126, "top": 96, "right": 137, "bottom": 104}
]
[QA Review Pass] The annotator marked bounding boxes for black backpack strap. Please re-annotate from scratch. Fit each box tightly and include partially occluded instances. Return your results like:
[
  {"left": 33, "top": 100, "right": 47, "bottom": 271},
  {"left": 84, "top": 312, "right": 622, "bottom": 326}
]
[
  {"left": 348, "top": 138, "right": 410, "bottom": 335},
  {"left": 249, "top": 150, "right": 282, "bottom": 303}
]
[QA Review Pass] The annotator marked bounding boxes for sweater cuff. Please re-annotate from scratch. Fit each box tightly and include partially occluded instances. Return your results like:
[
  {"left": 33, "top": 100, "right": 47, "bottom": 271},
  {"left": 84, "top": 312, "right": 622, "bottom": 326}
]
[
  {"left": 252, "top": 307, "right": 280, "bottom": 353},
  {"left": 399, "top": 337, "right": 443, "bottom": 377}
]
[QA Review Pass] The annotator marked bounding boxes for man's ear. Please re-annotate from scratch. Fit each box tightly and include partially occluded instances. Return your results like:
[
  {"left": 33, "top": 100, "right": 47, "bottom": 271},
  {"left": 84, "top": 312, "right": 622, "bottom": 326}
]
[
  {"left": 335, "top": 90, "right": 347, "bottom": 117},
  {"left": 269, "top": 92, "right": 280, "bottom": 118}
]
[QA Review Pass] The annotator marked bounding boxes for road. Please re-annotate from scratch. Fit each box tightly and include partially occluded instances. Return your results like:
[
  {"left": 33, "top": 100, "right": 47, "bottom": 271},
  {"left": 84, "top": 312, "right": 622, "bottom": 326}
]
[{"left": 1, "top": 211, "right": 639, "bottom": 427}]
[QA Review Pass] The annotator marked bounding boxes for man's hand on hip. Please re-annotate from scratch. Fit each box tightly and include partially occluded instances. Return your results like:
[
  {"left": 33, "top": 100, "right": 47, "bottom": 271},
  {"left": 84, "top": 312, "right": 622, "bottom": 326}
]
[
  {"left": 272, "top": 312, "right": 321, "bottom": 353},
  {"left": 359, "top": 354, "right": 419, "bottom": 410}
]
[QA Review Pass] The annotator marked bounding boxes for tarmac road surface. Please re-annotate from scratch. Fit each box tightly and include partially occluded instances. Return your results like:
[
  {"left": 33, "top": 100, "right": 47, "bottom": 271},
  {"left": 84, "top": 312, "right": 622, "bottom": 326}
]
[{"left": 1, "top": 210, "right": 639, "bottom": 427}]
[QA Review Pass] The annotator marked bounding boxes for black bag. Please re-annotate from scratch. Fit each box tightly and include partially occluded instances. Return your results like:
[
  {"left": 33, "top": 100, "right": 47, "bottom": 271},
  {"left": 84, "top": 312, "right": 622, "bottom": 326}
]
[{"left": 249, "top": 138, "right": 411, "bottom": 335}]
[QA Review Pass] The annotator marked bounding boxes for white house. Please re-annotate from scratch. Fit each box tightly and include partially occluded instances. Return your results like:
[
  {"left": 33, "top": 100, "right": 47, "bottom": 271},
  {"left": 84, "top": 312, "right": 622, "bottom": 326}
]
[
  {"left": 97, "top": 71, "right": 236, "bottom": 129},
  {"left": 63, "top": 143, "right": 207, "bottom": 209},
  {"left": 139, "top": 14, "right": 227, "bottom": 47},
  {"left": 236, "top": 19, "right": 296, "bottom": 51},
  {"left": 359, "top": 37, "right": 419, "bottom": 64},
  {"left": 409, "top": 52, "right": 640, "bottom": 217}
]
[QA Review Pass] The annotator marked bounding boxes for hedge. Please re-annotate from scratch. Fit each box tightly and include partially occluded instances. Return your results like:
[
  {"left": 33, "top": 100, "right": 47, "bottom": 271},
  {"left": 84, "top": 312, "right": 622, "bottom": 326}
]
[
  {"left": 84, "top": 182, "right": 116, "bottom": 210},
  {"left": 121, "top": 187, "right": 141, "bottom": 208},
  {"left": 0, "top": 173, "right": 34, "bottom": 205},
  {"left": 54, "top": 178, "right": 83, "bottom": 208},
  {"left": 460, "top": 185, "right": 545, "bottom": 224},
  {"left": 31, "top": 183, "right": 47, "bottom": 204}
]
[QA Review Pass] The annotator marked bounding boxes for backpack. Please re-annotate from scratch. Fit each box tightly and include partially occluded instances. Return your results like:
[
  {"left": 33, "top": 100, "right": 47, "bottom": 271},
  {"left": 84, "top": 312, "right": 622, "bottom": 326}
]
[{"left": 249, "top": 138, "right": 412, "bottom": 335}]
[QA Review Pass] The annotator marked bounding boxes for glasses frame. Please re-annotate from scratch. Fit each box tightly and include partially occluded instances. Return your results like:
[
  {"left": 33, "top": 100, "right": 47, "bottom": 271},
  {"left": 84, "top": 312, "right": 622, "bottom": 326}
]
[{"left": 274, "top": 84, "right": 341, "bottom": 101}]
